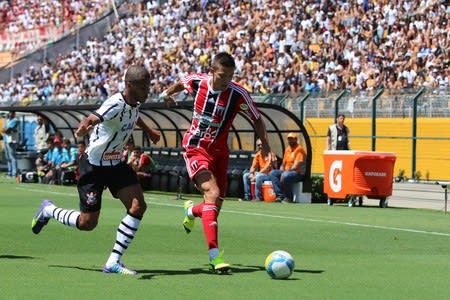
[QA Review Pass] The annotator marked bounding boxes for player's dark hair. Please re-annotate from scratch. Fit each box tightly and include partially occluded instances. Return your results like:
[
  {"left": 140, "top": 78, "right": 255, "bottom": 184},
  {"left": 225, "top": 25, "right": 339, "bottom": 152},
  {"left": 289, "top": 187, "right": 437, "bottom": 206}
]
[
  {"left": 212, "top": 52, "right": 236, "bottom": 69},
  {"left": 125, "top": 65, "right": 150, "bottom": 83}
]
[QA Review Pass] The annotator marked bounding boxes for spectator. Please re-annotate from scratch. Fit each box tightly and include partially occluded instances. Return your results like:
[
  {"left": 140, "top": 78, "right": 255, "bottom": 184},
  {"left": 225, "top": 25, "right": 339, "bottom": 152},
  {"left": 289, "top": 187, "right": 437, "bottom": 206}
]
[
  {"left": 1, "top": 111, "right": 18, "bottom": 177},
  {"left": 58, "top": 138, "right": 78, "bottom": 184},
  {"left": 74, "top": 140, "right": 86, "bottom": 181},
  {"left": 36, "top": 137, "right": 55, "bottom": 178},
  {"left": 127, "top": 145, "right": 155, "bottom": 180},
  {"left": 269, "top": 132, "right": 306, "bottom": 203},
  {"left": 326, "top": 114, "right": 350, "bottom": 150},
  {"left": 122, "top": 138, "right": 135, "bottom": 163},
  {"left": 34, "top": 115, "right": 50, "bottom": 154},
  {"left": 42, "top": 135, "right": 70, "bottom": 184},
  {"left": 240, "top": 138, "right": 274, "bottom": 202}
]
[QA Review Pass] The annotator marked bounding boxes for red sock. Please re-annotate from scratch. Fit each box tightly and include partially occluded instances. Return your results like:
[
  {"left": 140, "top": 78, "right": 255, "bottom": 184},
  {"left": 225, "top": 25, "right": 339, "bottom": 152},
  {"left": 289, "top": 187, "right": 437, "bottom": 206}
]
[
  {"left": 201, "top": 204, "right": 218, "bottom": 249},
  {"left": 192, "top": 203, "right": 204, "bottom": 217}
]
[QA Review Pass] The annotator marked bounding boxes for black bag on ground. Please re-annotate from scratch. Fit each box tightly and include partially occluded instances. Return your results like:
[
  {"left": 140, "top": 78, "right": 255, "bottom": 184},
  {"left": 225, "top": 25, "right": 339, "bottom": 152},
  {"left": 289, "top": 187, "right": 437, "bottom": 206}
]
[{"left": 20, "top": 171, "right": 39, "bottom": 183}]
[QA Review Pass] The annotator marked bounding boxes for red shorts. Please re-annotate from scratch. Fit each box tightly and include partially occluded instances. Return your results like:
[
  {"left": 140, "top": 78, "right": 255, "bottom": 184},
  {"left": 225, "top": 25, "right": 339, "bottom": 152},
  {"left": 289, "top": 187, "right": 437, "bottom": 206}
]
[{"left": 183, "top": 146, "right": 229, "bottom": 198}]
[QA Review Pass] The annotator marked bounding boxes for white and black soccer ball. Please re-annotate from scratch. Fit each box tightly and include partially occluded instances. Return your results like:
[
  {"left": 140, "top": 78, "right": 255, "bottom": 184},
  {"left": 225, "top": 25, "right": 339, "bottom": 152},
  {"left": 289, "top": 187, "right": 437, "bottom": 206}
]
[{"left": 264, "top": 250, "right": 295, "bottom": 279}]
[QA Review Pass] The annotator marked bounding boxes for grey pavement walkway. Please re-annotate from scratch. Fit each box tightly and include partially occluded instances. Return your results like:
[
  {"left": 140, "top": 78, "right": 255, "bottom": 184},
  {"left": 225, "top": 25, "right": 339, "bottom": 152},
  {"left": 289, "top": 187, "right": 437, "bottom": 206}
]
[{"left": 362, "top": 182, "right": 450, "bottom": 212}]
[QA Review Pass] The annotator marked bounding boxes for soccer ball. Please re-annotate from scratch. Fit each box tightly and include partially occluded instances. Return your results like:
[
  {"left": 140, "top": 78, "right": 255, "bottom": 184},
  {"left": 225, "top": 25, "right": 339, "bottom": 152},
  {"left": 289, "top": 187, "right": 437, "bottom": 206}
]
[{"left": 264, "top": 250, "right": 295, "bottom": 279}]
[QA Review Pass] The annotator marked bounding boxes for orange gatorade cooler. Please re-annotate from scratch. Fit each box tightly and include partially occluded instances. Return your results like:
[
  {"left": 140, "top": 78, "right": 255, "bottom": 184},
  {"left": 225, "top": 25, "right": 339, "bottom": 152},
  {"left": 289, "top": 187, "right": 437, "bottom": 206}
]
[
  {"left": 323, "top": 150, "right": 396, "bottom": 208},
  {"left": 262, "top": 181, "right": 276, "bottom": 202}
]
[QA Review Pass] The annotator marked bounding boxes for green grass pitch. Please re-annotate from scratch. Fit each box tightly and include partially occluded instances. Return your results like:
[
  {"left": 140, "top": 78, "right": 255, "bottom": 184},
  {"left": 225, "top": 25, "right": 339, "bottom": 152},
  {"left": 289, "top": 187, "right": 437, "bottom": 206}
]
[{"left": 1, "top": 175, "right": 450, "bottom": 299}]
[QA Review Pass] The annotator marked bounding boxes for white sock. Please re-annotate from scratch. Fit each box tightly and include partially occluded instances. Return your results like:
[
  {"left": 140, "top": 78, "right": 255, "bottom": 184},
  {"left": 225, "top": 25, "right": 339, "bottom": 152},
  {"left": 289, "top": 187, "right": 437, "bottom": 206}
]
[
  {"left": 209, "top": 248, "right": 219, "bottom": 261},
  {"left": 187, "top": 207, "right": 194, "bottom": 219},
  {"left": 43, "top": 204, "right": 57, "bottom": 218},
  {"left": 49, "top": 206, "right": 80, "bottom": 228},
  {"left": 106, "top": 214, "right": 141, "bottom": 267}
]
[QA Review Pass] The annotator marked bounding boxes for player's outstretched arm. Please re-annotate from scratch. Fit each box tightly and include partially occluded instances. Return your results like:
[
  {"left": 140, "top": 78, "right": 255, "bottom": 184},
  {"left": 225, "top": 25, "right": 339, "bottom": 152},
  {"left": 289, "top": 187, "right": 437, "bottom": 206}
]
[
  {"left": 253, "top": 117, "right": 272, "bottom": 160},
  {"left": 75, "top": 114, "right": 101, "bottom": 137},
  {"left": 158, "top": 82, "right": 185, "bottom": 106},
  {"left": 136, "top": 117, "right": 160, "bottom": 144}
]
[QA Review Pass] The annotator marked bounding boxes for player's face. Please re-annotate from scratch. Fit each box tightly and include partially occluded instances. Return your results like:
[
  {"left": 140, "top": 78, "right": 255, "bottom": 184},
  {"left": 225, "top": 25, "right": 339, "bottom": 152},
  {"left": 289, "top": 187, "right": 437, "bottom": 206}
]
[
  {"left": 129, "top": 80, "right": 150, "bottom": 104},
  {"left": 211, "top": 65, "right": 235, "bottom": 91}
]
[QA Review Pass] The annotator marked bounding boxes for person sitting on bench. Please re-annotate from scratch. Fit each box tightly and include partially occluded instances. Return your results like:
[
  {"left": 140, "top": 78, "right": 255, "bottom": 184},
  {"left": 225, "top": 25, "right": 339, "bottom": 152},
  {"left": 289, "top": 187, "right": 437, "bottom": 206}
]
[{"left": 269, "top": 132, "right": 306, "bottom": 203}]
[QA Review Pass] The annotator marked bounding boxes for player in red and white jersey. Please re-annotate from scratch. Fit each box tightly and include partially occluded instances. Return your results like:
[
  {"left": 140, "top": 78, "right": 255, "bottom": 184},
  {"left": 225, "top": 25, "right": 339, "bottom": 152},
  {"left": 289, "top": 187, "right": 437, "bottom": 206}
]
[
  {"left": 161, "top": 52, "right": 272, "bottom": 273},
  {"left": 31, "top": 65, "right": 161, "bottom": 275}
]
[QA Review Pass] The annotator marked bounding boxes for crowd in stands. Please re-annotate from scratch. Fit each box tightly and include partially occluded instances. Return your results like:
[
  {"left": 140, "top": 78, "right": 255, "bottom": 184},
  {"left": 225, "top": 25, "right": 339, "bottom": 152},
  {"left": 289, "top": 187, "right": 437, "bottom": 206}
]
[
  {"left": 0, "top": 0, "right": 449, "bottom": 105},
  {"left": 0, "top": 0, "right": 108, "bottom": 32},
  {"left": 0, "top": 0, "right": 110, "bottom": 58}
]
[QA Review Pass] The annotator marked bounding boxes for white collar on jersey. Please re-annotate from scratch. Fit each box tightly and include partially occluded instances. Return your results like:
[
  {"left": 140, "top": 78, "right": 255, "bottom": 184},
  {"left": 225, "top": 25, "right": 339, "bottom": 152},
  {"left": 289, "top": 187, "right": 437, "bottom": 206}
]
[
  {"left": 120, "top": 92, "right": 141, "bottom": 108},
  {"left": 207, "top": 77, "right": 223, "bottom": 94}
]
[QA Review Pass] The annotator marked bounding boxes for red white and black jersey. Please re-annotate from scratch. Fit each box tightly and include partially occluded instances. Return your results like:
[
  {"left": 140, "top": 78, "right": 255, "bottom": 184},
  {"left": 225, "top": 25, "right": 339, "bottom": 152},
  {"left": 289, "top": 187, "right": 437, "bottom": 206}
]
[
  {"left": 181, "top": 73, "right": 261, "bottom": 151},
  {"left": 87, "top": 92, "right": 140, "bottom": 166}
]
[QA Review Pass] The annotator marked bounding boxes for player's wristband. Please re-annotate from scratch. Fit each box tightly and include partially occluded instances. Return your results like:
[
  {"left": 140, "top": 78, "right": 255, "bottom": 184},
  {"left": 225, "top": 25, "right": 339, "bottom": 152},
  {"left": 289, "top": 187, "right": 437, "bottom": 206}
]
[{"left": 158, "top": 90, "right": 168, "bottom": 100}]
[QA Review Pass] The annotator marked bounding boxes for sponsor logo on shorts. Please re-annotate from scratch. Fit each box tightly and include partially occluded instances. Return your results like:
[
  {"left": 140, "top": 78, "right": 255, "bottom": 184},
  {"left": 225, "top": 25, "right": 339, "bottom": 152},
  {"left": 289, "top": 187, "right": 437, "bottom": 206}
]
[{"left": 240, "top": 103, "right": 248, "bottom": 110}]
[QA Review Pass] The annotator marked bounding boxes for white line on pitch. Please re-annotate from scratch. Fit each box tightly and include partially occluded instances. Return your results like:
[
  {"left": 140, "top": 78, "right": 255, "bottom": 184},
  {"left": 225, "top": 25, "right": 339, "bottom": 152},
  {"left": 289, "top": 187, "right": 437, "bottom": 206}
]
[{"left": 19, "top": 186, "right": 450, "bottom": 237}]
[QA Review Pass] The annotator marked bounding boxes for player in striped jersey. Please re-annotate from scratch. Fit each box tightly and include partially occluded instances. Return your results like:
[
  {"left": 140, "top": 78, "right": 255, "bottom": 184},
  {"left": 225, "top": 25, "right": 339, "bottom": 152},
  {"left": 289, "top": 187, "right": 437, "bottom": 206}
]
[
  {"left": 161, "top": 52, "right": 272, "bottom": 273},
  {"left": 31, "top": 65, "right": 161, "bottom": 275}
]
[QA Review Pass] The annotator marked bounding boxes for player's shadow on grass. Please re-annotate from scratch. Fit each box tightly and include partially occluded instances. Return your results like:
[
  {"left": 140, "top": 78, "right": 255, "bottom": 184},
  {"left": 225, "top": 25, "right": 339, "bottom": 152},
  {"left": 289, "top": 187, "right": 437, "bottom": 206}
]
[
  {"left": 49, "top": 265, "right": 103, "bottom": 273},
  {"left": 0, "top": 254, "right": 34, "bottom": 259},
  {"left": 49, "top": 264, "right": 219, "bottom": 277},
  {"left": 138, "top": 264, "right": 272, "bottom": 279},
  {"left": 49, "top": 264, "right": 324, "bottom": 279},
  {"left": 139, "top": 268, "right": 216, "bottom": 279}
]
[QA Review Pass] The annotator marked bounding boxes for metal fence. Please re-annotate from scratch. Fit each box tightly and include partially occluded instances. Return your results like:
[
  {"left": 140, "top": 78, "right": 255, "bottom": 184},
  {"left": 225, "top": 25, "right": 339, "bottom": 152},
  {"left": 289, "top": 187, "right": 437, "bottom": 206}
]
[
  {"left": 269, "top": 88, "right": 450, "bottom": 120},
  {"left": 2, "top": 87, "right": 449, "bottom": 119}
]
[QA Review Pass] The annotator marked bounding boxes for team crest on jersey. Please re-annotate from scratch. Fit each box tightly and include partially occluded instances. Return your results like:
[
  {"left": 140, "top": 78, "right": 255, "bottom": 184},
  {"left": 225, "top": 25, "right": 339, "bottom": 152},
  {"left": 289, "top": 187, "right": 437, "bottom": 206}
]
[
  {"left": 240, "top": 103, "right": 248, "bottom": 110},
  {"left": 86, "top": 192, "right": 97, "bottom": 206}
]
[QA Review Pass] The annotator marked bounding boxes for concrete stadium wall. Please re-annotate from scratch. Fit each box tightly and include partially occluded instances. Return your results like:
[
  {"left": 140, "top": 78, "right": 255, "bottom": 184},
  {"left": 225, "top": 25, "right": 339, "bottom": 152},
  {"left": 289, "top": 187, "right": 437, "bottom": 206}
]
[{"left": 306, "top": 118, "right": 450, "bottom": 181}]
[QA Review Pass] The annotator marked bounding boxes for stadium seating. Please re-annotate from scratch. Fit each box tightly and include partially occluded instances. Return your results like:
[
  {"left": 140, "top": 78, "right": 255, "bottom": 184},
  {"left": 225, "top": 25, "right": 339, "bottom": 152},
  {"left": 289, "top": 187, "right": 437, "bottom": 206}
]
[
  {"left": 0, "top": 1, "right": 448, "bottom": 106},
  {"left": 0, "top": 0, "right": 109, "bottom": 57}
]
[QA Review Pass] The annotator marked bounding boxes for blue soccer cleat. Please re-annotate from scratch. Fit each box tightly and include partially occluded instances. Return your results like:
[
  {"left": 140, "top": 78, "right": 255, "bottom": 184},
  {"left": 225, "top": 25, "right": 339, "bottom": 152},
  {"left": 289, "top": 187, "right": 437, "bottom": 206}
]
[{"left": 103, "top": 262, "right": 137, "bottom": 275}]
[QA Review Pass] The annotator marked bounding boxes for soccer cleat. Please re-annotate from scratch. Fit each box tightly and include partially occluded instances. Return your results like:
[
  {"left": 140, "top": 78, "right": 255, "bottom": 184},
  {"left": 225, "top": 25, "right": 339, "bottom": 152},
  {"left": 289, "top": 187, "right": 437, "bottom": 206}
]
[
  {"left": 183, "top": 200, "right": 195, "bottom": 234},
  {"left": 31, "top": 199, "right": 54, "bottom": 234},
  {"left": 209, "top": 251, "right": 231, "bottom": 274},
  {"left": 103, "top": 262, "right": 137, "bottom": 275}
]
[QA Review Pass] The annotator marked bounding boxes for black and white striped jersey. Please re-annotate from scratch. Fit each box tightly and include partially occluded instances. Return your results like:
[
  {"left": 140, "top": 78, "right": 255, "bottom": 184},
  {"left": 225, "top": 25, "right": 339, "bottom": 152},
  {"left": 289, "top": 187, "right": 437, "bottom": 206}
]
[{"left": 86, "top": 92, "right": 140, "bottom": 166}]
